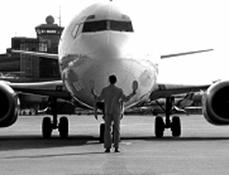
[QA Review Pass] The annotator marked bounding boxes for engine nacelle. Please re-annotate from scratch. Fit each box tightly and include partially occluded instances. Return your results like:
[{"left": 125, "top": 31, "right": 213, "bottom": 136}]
[
  {"left": 203, "top": 80, "right": 229, "bottom": 125},
  {"left": 0, "top": 82, "right": 19, "bottom": 127}
]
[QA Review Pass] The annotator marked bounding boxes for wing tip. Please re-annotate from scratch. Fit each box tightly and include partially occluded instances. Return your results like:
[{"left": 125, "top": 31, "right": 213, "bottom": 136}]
[{"left": 161, "top": 48, "right": 214, "bottom": 59}]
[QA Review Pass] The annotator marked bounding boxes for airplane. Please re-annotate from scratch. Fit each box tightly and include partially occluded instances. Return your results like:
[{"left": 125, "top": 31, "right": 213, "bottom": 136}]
[{"left": 3, "top": 2, "right": 229, "bottom": 140}]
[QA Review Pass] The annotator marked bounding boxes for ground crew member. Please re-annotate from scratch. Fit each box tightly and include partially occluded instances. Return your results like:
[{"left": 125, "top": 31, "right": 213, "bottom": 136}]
[{"left": 91, "top": 75, "right": 137, "bottom": 153}]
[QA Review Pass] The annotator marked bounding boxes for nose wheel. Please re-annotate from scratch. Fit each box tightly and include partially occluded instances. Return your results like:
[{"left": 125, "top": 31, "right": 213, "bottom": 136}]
[
  {"left": 99, "top": 123, "right": 105, "bottom": 143},
  {"left": 99, "top": 123, "right": 115, "bottom": 143},
  {"left": 154, "top": 97, "right": 181, "bottom": 138}
]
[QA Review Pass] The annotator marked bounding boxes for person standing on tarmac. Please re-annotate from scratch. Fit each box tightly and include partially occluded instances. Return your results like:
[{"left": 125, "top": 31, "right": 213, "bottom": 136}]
[{"left": 91, "top": 74, "right": 138, "bottom": 153}]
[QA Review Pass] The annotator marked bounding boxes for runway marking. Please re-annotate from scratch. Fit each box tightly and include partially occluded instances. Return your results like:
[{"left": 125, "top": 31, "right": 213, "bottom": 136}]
[{"left": 121, "top": 141, "right": 132, "bottom": 146}]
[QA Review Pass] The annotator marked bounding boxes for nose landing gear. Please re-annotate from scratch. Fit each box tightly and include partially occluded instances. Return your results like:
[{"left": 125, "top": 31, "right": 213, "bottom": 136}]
[{"left": 99, "top": 123, "right": 105, "bottom": 143}]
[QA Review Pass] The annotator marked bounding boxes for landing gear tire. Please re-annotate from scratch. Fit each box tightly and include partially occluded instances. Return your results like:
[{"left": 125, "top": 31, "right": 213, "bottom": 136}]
[
  {"left": 171, "top": 116, "right": 181, "bottom": 137},
  {"left": 58, "top": 116, "right": 69, "bottom": 138},
  {"left": 100, "top": 123, "right": 105, "bottom": 143},
  {"left": 42, "top": 117, "right": 52, "bottom": 139},
  {"left": 155, "top": 116, "right": 165, "bottom": 138}
]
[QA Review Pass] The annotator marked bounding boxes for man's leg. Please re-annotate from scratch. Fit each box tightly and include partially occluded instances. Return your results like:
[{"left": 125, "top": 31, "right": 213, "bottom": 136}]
[
  {"left": 113, "top": 114, "right": 120, "bottom": 150},
  {"left": 104, "top": 114, "right": 112, "bottom": 150}
]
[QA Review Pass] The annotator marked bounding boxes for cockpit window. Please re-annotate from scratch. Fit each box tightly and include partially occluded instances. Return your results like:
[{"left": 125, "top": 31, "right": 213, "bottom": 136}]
[
  {"left": 72, "top": 24, "right": 80, "bottom": 38},
  {"left": 110, "top": 21, "right": 133, "bottom": 32},
  {"left": 82, "top": 20, "right": 133, "bottom": 33},
  {"left": 83, "top": 20, "right": 107, "bottom": 32}
]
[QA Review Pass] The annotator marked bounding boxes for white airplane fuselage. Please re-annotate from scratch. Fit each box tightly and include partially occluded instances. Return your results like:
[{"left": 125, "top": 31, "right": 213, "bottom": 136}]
[{"left": 59, "top": 3, "right": 158, "bottom": 108}]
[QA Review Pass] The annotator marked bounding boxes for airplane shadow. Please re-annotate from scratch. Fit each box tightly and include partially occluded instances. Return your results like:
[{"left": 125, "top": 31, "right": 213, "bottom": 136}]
[
  {"left": 1, "top": 134, "right": 229, "bottom": 151},
  {"left": 123, "top": 136, "right": 229, "bottom": 142},
  {"left": 4, "top": 151, "right": 104, "bottom": 160},
  {"left": 0, "top": 135, "right": 99, "bottom": 151}
]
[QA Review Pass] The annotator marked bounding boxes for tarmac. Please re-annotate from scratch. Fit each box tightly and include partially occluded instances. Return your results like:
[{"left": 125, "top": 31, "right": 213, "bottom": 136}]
[{"left": 0, "top": 114, "right": 229, "bottom": 175}]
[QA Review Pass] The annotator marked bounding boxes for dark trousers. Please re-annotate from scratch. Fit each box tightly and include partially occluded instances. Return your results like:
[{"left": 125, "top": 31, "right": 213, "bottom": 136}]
[{"left": 104, "top": 113, "right": 120, "bottom": 149}]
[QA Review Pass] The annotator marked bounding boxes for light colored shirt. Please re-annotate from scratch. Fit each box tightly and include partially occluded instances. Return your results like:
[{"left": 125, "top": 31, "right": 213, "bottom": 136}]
[{"left": 98, "top": 84, "right": 134, "bottom": 115}]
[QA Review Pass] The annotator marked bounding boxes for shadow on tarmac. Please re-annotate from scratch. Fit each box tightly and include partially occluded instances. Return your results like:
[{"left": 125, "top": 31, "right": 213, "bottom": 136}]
[
  {"left": 3, "top": 151, "right": 104, "bottom": 160},
  {"left": 0, "top": 135, "right": 99, "bottom": 151},
  {"left": 123, "top": 136, "right": 229, "bottom": 141},
  {"left": 1, "top": 135, "right": 229, "bottom": 151}
]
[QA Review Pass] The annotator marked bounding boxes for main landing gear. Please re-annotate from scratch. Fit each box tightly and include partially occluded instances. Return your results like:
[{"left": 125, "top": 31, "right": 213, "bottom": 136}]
[
  {"left": 155, "top": 97, "right": 181, "bottom": 138},
  {"left": 42, "top": 97, "right": 69, "bottom": 139}
]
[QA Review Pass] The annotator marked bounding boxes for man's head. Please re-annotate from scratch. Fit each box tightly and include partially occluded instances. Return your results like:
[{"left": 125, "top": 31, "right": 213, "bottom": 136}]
[{"left": 109, "top": 74, "right": 117, "bottom": 84}]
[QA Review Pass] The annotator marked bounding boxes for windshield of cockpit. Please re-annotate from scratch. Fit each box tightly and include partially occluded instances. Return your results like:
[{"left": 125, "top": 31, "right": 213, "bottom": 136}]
[{"left": 82, "top": 20, "right": 134, "bottom": 33}]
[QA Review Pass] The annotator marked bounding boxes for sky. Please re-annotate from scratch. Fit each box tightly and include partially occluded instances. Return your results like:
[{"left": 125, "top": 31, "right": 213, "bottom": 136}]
[{"left": 0, "top": 0, "right": 229, "bottom": 83}]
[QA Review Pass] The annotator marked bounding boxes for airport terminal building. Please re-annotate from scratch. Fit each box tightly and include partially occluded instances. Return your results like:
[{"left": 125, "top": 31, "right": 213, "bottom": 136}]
[{"left": 0, "top": 15, "right": 63, "bottom": 81}]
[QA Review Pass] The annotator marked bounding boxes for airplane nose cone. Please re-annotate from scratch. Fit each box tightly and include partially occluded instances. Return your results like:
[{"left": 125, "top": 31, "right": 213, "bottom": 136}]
[
  {"left": 89, "top": 59, "right": 137, "bottom": 91},
  {"left": 72, "top": 56, "right": 156, "bottom": 106},
  {"left": 80, "top": 32, "right": 130, "bottom": 60},
  {"left": 62, "top": 32, "right": 157, "bottom": 106}
]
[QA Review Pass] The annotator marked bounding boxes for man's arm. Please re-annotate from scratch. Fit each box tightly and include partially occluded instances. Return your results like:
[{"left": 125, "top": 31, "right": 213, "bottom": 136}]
[
  {"left": 91, "top": 88, "right": 105, "bottom": 120},
  {"left": 121, "top": 80, "right": 138, "bottom": 102},
  {"left": 91, "top": 89, "right": 98, "bottom": 99},
  {"left": 91, "top": 88, "right": 105, "bottom": 101},
  {"left": 121, "top": 90, "right": 136, "bottom": 102}
]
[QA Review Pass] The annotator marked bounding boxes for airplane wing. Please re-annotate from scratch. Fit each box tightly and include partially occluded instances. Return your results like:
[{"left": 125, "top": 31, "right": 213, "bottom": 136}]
[
  {"left": 150, "top": 83, "right": 209, "bottom": 100},
  {"left": 8, "top": 50, "right": 92, "bottom": 109},
  {"left": 6, "top": 80, "right": 94, "bottom": 109},
  {"left": 5, "top": 50, "right": 67, "bottom": 97},
  {"left": 150, "top": 48, "right": 214, "bottom": 100},
  {"left": 6, "top": 80, "right": 70, "bottom": 99},
  {"left": 11, "top": 50, "right": 58, "bottom": 60},
  {"left": 160, "top": 49, "right": 213, "bottom": 59}
]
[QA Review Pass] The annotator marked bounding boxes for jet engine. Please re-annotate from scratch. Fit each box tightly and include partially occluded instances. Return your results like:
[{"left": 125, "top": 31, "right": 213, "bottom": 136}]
[
  {"left": 203, "top": 80, "right": 229, "bottom": 125},
  {"left": 0, "top": 82, "right": 19, "bottom": 127}
]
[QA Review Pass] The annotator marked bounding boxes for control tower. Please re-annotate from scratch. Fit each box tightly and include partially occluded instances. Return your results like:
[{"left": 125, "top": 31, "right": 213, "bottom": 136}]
[{"left": 35, "top": 15, "right": 64, "bottom": 53}]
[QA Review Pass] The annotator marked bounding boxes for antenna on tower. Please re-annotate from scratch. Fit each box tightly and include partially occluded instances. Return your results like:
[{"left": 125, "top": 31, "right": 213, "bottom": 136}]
[{"left": 58, "top": 5, "right": 62, "bottom": 26}]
